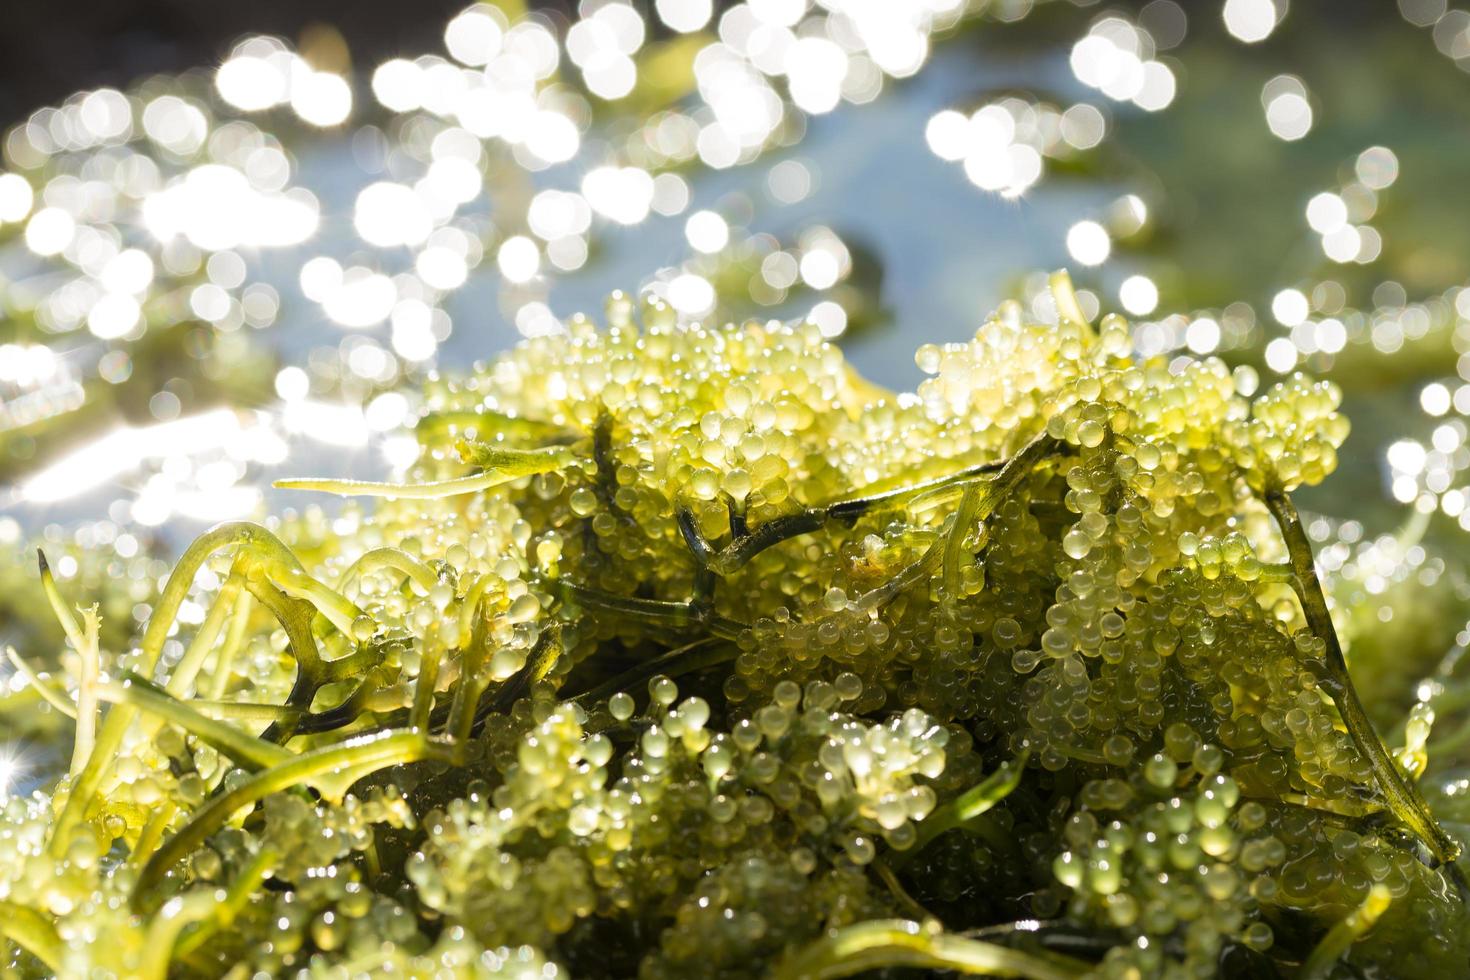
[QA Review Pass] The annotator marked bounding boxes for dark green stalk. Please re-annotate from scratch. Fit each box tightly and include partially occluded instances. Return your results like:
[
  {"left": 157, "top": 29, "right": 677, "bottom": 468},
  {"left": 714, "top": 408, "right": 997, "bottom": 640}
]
[
  {"left": 571, "top": 637, "right": 736, "bottom": 704},
  {"left": 1264, "top": 487, "right": 1461, "bottom": 865},
  {"left": 545, "top": 578, "right": 748, "bottom": 639}
]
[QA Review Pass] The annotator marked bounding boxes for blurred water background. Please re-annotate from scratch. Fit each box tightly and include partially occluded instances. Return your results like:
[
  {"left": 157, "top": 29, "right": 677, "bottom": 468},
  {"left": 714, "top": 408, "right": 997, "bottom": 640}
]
[{"left": 2, "top": 0, "right": 1469, "bottom": 545}]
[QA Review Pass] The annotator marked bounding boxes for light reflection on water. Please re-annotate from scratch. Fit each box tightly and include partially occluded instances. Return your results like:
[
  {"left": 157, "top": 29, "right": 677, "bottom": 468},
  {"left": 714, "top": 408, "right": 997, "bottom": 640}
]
[
  {"left": 4, "top": 1, "right": 1470, "bottom": 548},
  {"left": 1, "top": 30, "right": 1129, "bottom": 539}
]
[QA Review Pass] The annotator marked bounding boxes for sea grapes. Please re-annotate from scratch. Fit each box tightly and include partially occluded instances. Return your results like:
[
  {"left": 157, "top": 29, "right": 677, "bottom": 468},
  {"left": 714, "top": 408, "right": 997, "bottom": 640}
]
[{"left": 1, "top": 274, "right": 1466, "bottom": 978}]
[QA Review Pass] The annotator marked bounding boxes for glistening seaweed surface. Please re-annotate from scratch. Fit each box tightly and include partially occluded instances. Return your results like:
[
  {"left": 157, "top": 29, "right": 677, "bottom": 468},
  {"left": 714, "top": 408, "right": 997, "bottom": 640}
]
[{"left": 2, "top": 274, "right": 1465, "bottom": 979}]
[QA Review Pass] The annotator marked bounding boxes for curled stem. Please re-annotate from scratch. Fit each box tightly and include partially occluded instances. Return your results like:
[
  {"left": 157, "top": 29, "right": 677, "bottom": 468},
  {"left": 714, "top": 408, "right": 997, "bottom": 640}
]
[
  {"left": 1300, "top": 884, "right": 1392, "bottom": 980},
  {"left": 134, "top": 730, "right": 446, "bottom": 909},
  {"left": 773, "top": 919, "right": 1088, "bottom": 980},
  {"left": 1264, "top": 488, "right": 1460, "bottom": 864},
  {"left": 53, "top": 523, "right": 365, "bottom": 855},
  {"left": 901, "top": 749, "right": 1030, "bottom": 863},
  {"left": 705, "top": 509, "right": 826, "bottom": 575},
  {"left": 256, "top": 560, "right": 363, "bottom": 639},
  {"left": 245, "top": 577, "right": 324, "bottom": 743},
  {"left": 338, "top": 547, "right": 439, "bottom": 597},
  {"left": 4, "top": 644, "right": 77, "bottom": 718},
  {"left": 143, "top": 523, "right": 315, "bottom": 672}
]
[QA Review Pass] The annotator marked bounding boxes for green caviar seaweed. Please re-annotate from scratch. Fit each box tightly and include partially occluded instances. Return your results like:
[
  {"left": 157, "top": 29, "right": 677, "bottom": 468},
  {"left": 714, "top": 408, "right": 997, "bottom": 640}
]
[{"left": 3, "top": 274, "right": 1468, "bottom": 979}]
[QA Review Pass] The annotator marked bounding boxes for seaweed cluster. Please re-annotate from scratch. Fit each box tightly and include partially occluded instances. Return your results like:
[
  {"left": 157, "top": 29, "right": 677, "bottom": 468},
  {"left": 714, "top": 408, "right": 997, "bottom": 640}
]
[{"left": 2, "top": 274, "right": 1467, "bottom": 978}]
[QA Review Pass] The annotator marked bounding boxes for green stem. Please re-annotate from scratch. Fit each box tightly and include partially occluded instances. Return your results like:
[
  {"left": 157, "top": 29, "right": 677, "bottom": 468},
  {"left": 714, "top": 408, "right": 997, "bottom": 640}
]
[
  {"left": 855, "top": 527, "right": 945, "bottom": 611},
  {"left": 338, "top": 547, "right": 439, "bottom": 596},
  {"left": 275, "top": 445, "right": 573, "bottom": 499},
  {"left": 773, "top": 919, "right": 1089, "bottom": 980},
  {"left": 855, "top": 435, "right": 1055, "bottom": 614},
  {"left": 456, "top": 572, "right": 499, "bottom": 640},
  {"left": 257, "top": 560, "right": 363, "bottom": 639},
  {"left": 186, "top": 700, "right": 303, "bottom": 725},
  {"left": 695, "top": 459, "right": 1012, "bottom": 578},
  {"left": 167, "top": 571, "right": 245, "bottom": 697},
  {"left": 4, "top": 644, "right": 76, "bottom": 718},
  {"left": 707, "top": 509, "right": 826, "bottom": 575},
  {"left": 129, "top": 800, "right": 177, "bottom": 870},
  {"left": 0, "top": 901, "right": 65, "bottom": 973},
  {"left": 547, "top": 578, "right": 747, "bottom": 639},
  {"left": 412, "top": 639, "right": 444, "bottom": 732},
  {"left": 69, "top": 606, "right": 102, "bottom": 780},
  {"left": 143, "top": 523, "right": 310, "bottom": 671},
  {"left": 100, "top": 675, "right": 294, "bottom": 771},
  {"left": 457, "top": 440, "right": 578, "bottom": 472},
  {"left": 138, "top": 891, "right": 221, "bottom": 980},
  {"left": 37, "top": 549, "right": 85, "bottom": 652},
  {"left": 943, "top": 483, "right": 984, "bottom": 597},
  {"left": 416, "top": 408, "right": 572, "bottom": 443},
  {"left": 1300, "top": 884, "right": 1392, "bottom": 980},
  {"left": 206, "top": 585, "right": 254, "bottom": 700},
  {"left": 571, "top": 638, "right": 735, "bottom": 705},
  {"left": 243, "top": 576, "right": 335, "bottom": 743},
  {"left": 133, "top": 730, "right": 445, "bottom": 909},
  {"left": 174, "top": 847, "right": 278, "bottom": 958},
  {"left": 50, "top": 519, "right": 340, "bottom": 854},
  {"left": 900, "top": 750, "right": 1029, "bottom": 865},
  {"left": 870, "top": 859, "right": 935, "bottom": 922},
  {"left": 829, "top": 459, "right": 1008, "bottom": 522},
  {"left": 38, "top": 551, "right": 100, "bottom": 777},
  {"left": 448, "top": 598, "right": 492, "bottom": 743},
  {"left": 1264, "top": 488, "right": 1461, "bottom": 864},
  {"left": 1048, "top": 269, "right": 1091, "bottom": 330},
  {"left": 465, "top": 626, "right": 562, "bottom": 738}
]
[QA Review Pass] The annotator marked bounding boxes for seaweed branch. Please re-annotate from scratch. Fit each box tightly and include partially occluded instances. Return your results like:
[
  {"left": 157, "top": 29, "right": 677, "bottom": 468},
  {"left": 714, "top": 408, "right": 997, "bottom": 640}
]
[
  {"left": 1263, "top": 486, "right": 1461, "bottom": 865},
  {"left": 1300, "top": 884, "right": 1392, "bottom": 980},
  {"left": 772, "top": 919, "right": 1089, "bottom": 980},
  {"left": 275, "top": 444, "right": 575, "bottom": 498},
  {"left": 678, "top": 433, "right": 1058, "bottom": 584},
  {"left": 898, "top": 749, "right": 1030, "bottom": 865},
  {"left": 133, "top": 730, "right": 450, "bottom": 910}
]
